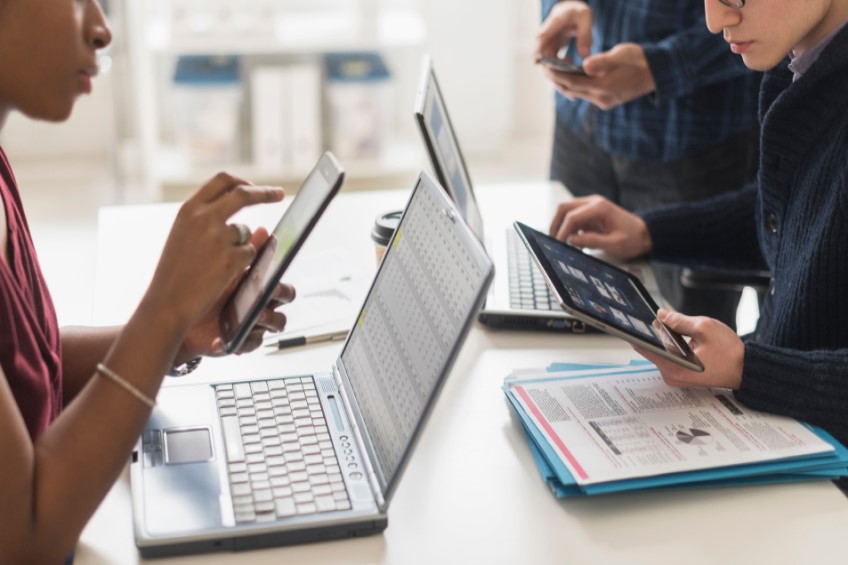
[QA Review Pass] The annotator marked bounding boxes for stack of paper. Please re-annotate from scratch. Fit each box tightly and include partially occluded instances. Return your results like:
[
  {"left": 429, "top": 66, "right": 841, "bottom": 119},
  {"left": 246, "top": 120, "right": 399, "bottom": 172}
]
[
  {"left": 504, "top": 362, "right": 848, "bottom": 497},
  {"left": 262, "top": 247, "right": 373, "bottom": 347}
]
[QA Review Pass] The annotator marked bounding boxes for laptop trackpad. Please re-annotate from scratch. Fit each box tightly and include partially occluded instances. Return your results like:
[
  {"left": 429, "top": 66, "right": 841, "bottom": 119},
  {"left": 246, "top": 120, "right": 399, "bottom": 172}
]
[{"left": 165, "top": 428, "right": 213, "bottom": 464}]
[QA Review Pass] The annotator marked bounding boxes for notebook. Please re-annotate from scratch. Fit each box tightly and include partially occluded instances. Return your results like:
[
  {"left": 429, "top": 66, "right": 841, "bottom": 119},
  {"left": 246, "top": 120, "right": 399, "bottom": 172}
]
[
  {"left": 129, "top": 170, "right": 494, "bottom": 557},
  {"left": 413, "top": 56, "right": 657, "bottom": 333}
]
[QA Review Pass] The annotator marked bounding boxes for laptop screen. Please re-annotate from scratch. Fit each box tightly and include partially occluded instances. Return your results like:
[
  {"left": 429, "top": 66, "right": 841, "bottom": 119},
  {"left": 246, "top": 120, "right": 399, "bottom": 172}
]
[
  {"left": 338, "top": 172, "right": 492, "bottom": 500},
  {"left": 415, "top": 59, "right": 486, "bottom": 242}
]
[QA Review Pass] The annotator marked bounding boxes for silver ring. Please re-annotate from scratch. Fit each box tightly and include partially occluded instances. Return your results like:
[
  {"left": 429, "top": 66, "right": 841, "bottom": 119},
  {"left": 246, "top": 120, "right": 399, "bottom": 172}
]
[{"left": 232, "top": 223, "right": 251, "bottom": 246}]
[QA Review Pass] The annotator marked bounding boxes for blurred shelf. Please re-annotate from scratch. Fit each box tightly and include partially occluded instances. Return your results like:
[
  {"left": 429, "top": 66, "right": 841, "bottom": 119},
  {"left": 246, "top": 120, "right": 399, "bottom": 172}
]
[
  {"left": 145, "top": 10, "right": 426, "bottom": 55},
  {"left": 120, "top": 0, "right": 429, "bottom": 201}
]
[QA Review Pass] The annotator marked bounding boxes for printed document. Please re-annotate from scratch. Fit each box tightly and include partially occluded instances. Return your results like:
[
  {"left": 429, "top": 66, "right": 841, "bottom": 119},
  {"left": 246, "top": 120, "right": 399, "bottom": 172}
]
[{"left": 508, "top": 369, "right": 834, "bottom": 485}]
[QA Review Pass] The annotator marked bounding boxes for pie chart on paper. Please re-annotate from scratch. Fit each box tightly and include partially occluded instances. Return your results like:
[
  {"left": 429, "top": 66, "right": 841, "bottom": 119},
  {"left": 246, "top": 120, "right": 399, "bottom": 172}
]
[{"left": 675, "top": 428, "right": 713, "bottom": 446}]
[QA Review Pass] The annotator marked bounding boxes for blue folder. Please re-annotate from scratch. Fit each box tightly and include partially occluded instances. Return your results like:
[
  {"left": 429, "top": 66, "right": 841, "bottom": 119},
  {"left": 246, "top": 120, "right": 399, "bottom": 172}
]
[{"left": 504, "top": 363, "right": 848, "bottom": 498}]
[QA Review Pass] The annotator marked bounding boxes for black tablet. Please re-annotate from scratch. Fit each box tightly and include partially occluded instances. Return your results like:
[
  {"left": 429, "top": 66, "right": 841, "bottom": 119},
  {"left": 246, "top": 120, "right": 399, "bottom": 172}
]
[
  {"left": 514, "top": 221, "right": 704, "bottom": 372},
  {"left": 219, "top": 152, "right": 344, "bottom": 354}
]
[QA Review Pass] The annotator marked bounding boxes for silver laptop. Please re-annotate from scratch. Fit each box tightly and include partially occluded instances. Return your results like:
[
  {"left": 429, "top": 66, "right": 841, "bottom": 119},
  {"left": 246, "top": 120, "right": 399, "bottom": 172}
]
[
  {"left": 414, "top": 57, "right": 657, "bottom": 333},
  {"left": 130, "top": 171, "right": 494, "bottom": 558}
]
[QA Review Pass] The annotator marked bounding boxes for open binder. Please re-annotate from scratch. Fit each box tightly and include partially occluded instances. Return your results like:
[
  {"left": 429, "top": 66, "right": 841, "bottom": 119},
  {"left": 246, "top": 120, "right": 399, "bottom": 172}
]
[{"left": 504, "top": 362, "right": 848, "bottom": 498}]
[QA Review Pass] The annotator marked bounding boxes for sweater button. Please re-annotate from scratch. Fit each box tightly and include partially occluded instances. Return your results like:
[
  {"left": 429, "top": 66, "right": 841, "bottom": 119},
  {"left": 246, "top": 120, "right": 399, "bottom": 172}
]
[{"left": 767, "top": 213, "right": 779, "bottom": 234}]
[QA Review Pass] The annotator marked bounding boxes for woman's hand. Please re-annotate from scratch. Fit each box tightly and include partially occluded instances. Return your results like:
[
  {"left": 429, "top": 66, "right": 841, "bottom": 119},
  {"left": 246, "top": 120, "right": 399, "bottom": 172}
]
[
  {"left": 635, "top": 309, "right": 745, "bottom": 390},
  {"left": 549, "top": 195, "right": 652, "bottom": 260},
  {"left": 141, "top": 173, "right": 285, "bottom": 341},
  {"left": 178, "top": 226, "right": 297, "bottom": 359}
]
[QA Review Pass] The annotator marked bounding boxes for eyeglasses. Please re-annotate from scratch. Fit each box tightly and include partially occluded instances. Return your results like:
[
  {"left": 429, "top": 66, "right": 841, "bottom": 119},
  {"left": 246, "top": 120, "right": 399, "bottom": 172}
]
[{"left": 717, "top": 0, "right": 745, "bottom": 8}]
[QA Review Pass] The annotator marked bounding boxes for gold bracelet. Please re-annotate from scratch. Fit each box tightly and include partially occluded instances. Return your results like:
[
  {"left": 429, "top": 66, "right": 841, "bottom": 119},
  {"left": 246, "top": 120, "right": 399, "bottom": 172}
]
[{"left": 96, "top": 363, "right": 156, "bottom": 408}]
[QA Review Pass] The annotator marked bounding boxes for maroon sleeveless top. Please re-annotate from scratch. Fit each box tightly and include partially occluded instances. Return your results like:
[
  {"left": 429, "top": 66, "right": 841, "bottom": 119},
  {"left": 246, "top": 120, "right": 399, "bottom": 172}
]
[{"left": 0, "top": 147, "right": 63, "bottom": 440}]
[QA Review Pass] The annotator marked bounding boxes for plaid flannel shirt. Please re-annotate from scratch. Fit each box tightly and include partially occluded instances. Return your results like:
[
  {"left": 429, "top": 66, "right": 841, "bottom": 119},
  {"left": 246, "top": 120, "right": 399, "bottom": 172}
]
[{"left": 542, "top": 0, "right": 762, "bottom": 162}]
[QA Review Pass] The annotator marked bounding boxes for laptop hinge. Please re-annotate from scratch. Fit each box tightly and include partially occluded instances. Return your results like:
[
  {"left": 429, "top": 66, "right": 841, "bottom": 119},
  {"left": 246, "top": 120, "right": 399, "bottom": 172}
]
[{"left": 333, "top": 363, "right": 387, "bottom": 511}]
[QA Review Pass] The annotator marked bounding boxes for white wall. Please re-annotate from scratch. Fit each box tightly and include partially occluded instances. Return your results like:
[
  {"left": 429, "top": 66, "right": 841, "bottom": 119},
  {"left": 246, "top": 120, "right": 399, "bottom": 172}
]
[{"left": 0, "top": 73, "right": 117, "bottom": 164}]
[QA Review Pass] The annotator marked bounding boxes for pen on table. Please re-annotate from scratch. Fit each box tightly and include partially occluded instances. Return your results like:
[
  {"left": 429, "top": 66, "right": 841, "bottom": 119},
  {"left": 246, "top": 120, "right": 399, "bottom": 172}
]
[{"left": 267, "top": 330, "right": 349, "bottom": 350}]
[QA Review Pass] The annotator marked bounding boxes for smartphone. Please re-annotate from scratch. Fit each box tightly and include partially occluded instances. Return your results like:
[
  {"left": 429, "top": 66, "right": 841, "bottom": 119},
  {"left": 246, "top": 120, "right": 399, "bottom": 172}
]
[
  {"left": 219, "top": 151, "right": 344, "bottom": 354},
  {"left": 536, "top": 54, "right": 586, "bottom": 76},
  {"left": 514, "top": 221, "right": 704, "bottom": 372}
]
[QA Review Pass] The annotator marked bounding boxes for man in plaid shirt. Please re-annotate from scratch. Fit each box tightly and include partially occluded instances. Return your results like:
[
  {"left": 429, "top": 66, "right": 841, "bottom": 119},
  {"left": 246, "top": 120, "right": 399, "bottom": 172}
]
[{"left": 536, "top": 0, "right": 761, "bottom": 329}]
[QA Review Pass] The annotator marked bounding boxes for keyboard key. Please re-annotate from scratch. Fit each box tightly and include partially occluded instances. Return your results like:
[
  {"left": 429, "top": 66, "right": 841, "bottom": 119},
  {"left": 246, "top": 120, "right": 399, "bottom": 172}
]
[
  {"left": 233, "top": 495, "right": 253, "bottom": 506},
  {"left": 296, "top": 502, "right": 317, "bottom": 515},
  {"left": 306, "top": 463, "right": 326, "bottom": 475},
  {"left": 292, "top": 482, "right": 311, "bottom": 494},
  {"left": 228, "top": 462, "right": 247, "bottom": 474},
  {"left": 253, "top": 488, "right": 273, "bottom": 502},
  {"left": 250, "top": 381, "right": 269, "bottom": 394},
  {"left": 315, "top": 495, "right": 336, "bottom": 512},
  {"left": 290, "top": 471, "right": 309, "bottom": 483},
  {"left": 242, "top": 434, "right": 261, "bottom": 445},
  {"left": 235, "top": 511, "right": 256, "bottom": 523},
  {"left": 272, "top": 486, "right": 293, "bottom": 498},
  {"left": 287, "top": 461, "right": 306, "bottom": 473},
  {"left": 233, "top": 383, "right": 252, "bottom": 399},
  {"left": 221, "top": 416, "right": 245, "bottom": 463},
  {"left": 261, "top": 436, "right": 281, "bottom": 447},
  {"left": 231, "top": 483, "right": 251, "bottom": 497},
  {"left": 313, "top": 484, "right": 332, "bottom": 496},
  {"left": 239, "top": 415, "right": 258, "bottom": 426},
  {"left": 264, "top": 445, "right": 283, "bottom": 457},
  {"left": 258, "top": 418, "right": 276, "bottom": 429},
  {"left": 266, "top": 455, "right": 286, "bottom": 467},
  {"left": 294, "top": 492, "right": 314, "bottom": 504},
  {"left": 276, "top": 421, "right": 296, "bottom": 432},
  {"left": 275, "top": 498, "right": 297, "bottom": 518},
  {"left": 270, "top": 475, "right": 291, "bottom": 488},
  {"left": 304, "top": 454, "right": 323, "bottom": 465}
]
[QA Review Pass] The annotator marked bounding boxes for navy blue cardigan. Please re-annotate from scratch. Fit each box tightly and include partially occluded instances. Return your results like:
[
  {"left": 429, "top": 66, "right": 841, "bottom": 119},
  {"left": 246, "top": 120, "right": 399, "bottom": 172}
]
[{"left": 640, "top": 25, "right": 848, "bottom": 446}]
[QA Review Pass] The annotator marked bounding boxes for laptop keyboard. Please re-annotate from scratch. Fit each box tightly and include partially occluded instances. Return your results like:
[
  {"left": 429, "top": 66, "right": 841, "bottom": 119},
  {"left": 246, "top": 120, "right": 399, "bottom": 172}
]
[
  {"left": 215, "top": 377, "right": 352, "bottom": 524},
  {"left": 507, "top": 229, "right": 558, "bottom": 311}
]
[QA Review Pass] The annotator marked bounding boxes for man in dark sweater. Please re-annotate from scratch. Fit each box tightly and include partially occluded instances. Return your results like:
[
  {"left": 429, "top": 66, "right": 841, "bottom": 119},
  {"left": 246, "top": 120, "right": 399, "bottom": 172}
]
[{"left": 548, "top": 0, "right": 848, "bottom": 452}]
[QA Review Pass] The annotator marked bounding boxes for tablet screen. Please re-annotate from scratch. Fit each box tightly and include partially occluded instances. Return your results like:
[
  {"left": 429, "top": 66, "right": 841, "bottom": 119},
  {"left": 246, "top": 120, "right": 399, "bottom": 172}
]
[{"left": 515, "top": 222, "right": 700, "bottom": 370}]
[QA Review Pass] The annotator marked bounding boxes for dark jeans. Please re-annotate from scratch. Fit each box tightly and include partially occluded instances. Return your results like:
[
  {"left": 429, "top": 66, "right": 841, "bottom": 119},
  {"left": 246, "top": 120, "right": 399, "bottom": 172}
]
[{"left": 549, "top": 112, "right": 759, "bottom": 330}]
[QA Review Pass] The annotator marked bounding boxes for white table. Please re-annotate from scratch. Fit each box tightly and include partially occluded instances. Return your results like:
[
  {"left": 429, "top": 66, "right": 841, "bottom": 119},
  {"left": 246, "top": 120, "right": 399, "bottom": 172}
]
[{"left": 79, "top": 182, "right": 848, "bottom": 564}]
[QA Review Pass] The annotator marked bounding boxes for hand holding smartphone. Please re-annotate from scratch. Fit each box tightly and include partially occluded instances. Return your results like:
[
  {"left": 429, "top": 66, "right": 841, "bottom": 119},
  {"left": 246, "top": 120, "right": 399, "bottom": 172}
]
[
  {"left": 536, "top": 37, "right": 586, "bottom": 75},
  {"left": 536, "top": 54, "right": 586, "bottom": 76}
]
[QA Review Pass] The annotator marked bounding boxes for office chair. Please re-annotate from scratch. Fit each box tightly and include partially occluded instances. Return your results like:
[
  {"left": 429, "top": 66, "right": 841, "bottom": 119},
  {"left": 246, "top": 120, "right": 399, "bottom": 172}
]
[{"left": 680, "top": 267, "right": 771, "bottom": 294}]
